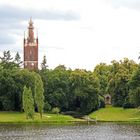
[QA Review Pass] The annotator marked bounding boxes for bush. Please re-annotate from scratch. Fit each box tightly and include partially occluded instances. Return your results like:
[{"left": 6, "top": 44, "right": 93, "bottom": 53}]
[
  {"left": 123, "top": 102, "right": 134, "bottom": 109},
  {"left": 52, "top": 107, "right": 60, "bottom": 115}
]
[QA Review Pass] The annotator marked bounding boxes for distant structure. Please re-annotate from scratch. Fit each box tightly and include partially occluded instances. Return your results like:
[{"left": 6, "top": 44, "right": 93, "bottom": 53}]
[
  {"left": 23, "top": 18, "right": 38, "bottom": 70},
  {"left": 104, "top": 94, "right": 111, "bottom": 105}
]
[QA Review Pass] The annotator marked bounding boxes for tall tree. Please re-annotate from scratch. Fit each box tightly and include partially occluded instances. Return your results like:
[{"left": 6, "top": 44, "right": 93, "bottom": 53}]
[
  {"left": 0, "top": 50, "right": 15, "bottom": 69},
  {"left": 69, "top": 69, "right": 99, "bottom": 114},
  {"left": 0, "top": 50, "right": 13, "bottom": 62},
  {"left": 22, "top": 86, "right": 34, "bottom": 119},
  {"left": 93, "top": 63, "right": 111, "bottom": 95},
  {"left": 34, "top": 73, "right": 44, "bottom": 118},
  {"left": 128, "top": 65, "right": 140, "bottom": 107},
  {"left": 107, "top": 58, "right": 138, "bottom": 107},
  {"left": 41, "top": 55, "right": 48, "bottom": 70},
  {"left": 14, "top": 52, "right": 22, "bottom": 67}
]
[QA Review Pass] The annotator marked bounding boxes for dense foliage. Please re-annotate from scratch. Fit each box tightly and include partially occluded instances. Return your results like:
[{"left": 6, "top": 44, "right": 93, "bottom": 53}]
[
  {"left": 22, "top": 86, "right": 34, "bottom": 119},
  {"left": 40, "top": 65, "right": 99, "bottom": 115},
  {"left": 0, "top": 51, "right": 140, "bottom": 115}
]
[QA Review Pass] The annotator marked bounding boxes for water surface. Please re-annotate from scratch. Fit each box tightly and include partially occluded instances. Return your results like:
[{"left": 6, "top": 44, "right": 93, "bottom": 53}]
[{"left": 0, "top": 123, "right": 140, "bottom": 140}]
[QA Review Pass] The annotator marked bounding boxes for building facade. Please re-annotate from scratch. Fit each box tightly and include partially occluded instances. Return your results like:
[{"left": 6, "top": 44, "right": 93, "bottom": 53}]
[{"left": 24, "top": 19, "right": 38, "bottom": 70}]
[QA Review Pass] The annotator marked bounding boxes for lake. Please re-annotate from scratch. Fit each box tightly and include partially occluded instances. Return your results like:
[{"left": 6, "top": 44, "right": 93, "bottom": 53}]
[{"left": 0, "top": 123, "right": 140, "bottom": 140}]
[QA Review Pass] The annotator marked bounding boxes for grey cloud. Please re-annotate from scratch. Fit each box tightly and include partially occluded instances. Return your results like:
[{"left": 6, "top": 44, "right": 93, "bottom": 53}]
[
  {"left": 0, "top": 5, "right": 80, "bottom": 21},
  {"left": 111, "top": 0, "right": 140, "bottom": 10},
  {"left": 0, "top": 22, "right": 25, "bottom": 30},
  {"left": 0, "top": 31, "right": 16, "bottom": 45},
  {"left": 0, "top": 4, "right": 80, "bottom": 47}
]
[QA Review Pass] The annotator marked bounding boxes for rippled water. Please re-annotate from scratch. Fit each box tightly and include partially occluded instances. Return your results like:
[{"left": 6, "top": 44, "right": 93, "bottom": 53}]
[{"left": 0, "top": 123, "right": 140, "bottom": 140}]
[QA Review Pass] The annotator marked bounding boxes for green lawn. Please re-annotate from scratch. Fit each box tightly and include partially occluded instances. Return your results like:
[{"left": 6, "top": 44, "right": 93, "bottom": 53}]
[
  {"left": 1, "top": 106, "right": 140, "bottom": 124},
  {"left": 89, "top": 106, "right": 140, "bottom": 122},
  {"left": 0, "top": 112, "right": 84, "bottom": 124}
]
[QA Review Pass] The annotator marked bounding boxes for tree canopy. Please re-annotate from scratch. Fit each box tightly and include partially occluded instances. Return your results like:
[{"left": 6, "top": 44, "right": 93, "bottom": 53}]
[{"left": 0, "top": 50, "right": 140, "bottom": 115}]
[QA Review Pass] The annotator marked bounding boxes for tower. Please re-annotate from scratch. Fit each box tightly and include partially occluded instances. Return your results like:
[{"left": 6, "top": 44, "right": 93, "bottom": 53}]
[{"left": 24, "top": 18, "right": 38, "bottom": 70}]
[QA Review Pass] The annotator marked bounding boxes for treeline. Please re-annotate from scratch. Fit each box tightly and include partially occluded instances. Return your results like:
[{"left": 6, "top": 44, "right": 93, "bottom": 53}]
[{"left": 0, "top": 51, "right": 140, "bottom": 115}]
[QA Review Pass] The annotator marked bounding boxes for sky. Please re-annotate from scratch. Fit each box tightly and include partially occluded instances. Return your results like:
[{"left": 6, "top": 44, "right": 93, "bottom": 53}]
[{"left": 0, "top": 0, "right": 140, "bottom": 70}]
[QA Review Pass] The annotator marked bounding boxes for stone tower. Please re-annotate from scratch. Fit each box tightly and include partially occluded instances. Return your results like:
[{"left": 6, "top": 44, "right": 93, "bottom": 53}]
[{"left": 24, "top": 18, "right": 38, "bottom": 70}]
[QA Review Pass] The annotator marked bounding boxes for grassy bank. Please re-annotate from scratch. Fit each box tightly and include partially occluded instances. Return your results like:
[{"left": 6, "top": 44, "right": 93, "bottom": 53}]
[
  {"left": 1, "top": 106, "right": 140, "bottom": 124},
  {"left": 89, "top": 106, "right": 140, "bottom": 122},
  {"left": 0, "top": 112, "right": 84, "bottom": 124}
]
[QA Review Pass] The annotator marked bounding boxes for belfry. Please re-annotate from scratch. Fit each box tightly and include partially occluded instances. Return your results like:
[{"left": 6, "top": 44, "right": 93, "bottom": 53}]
[{"left": 23, "top": 18, "right": 38, "bottom": 70}]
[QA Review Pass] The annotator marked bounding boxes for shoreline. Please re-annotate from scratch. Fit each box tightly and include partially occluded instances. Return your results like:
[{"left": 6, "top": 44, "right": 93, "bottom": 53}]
[{"left": 0, "top": 119, "right": 139, "bottom": 124}]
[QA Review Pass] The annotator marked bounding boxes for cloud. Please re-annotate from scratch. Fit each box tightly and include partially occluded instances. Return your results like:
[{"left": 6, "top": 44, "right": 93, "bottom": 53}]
[
  {"left": 0, "top": 4, "right": 80, "bottom": 49},
  {"left": 111, "top": 0, "right": 140, "bottom": 10},
  {"left": 0, "top": 5, "right": 80, "bottom": 21},
  {"left": 0, "top": 34, "right": 15, "bottom": 44}
]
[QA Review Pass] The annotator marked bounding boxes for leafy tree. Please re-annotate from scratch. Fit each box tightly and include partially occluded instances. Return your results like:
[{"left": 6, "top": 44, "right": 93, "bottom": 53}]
[
  {"left": 129, "top": 87, "right": 140, "bottom": 107},
  {"left": 69, "top": 69, "right": 99, "bottom": 114},
  {"left": 54, "top": 65, "right": 66, "bottom": 71},
  {"left": 0, "top": 69, "right": 19, "bottom": 111},
  {"left": 34, "top": 73, "right": 44, "bottom": 118},
  {"left": 40, "top": 65, "right": 70, "bottom": 111},
  {"left": 107, "top": 58, "right": 138, "bottom": 107},
  {"left": 128, "top": 65, "right": 140, "bottom": 107},
  {"left": 22, "top": 86, "right": 34, "bottom": 119},
  {"left": 0, "top": 50, "right": 13, "bottom": 62},
  {"left": 0, "top": 50, "right": 15, "bottom": 69},
  {"left": 93, "top": 63, "right": 111, "bottom": 95}
]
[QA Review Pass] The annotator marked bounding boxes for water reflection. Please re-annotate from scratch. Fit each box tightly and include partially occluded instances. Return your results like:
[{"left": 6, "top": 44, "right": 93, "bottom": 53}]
[{"left": 0, "top": 123, "right": 140, "bottom": 140}]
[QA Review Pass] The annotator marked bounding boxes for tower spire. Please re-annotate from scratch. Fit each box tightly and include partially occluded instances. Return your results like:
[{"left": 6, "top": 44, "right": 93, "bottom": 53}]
[
  {"left": 29, "top": 17, "right": 33, "bottom": 25},
  {"left": 28, "top": 17, "right": 34, "bottom": 43}
]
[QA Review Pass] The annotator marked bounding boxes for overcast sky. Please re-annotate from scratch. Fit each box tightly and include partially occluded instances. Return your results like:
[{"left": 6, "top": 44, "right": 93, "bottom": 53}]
[{"left": 0, "top": 0, "right": 140, "bottom": 70}]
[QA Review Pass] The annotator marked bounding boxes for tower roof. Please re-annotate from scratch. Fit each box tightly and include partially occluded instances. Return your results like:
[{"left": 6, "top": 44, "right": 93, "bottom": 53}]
[{"left": 28, "top": 18, "right": 34, "bottom": 29}]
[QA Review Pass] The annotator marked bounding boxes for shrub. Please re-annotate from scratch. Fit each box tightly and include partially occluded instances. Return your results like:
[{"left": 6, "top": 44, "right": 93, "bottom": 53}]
[{"left": 52, "top": 107, "right": 60, "bottom": 115}]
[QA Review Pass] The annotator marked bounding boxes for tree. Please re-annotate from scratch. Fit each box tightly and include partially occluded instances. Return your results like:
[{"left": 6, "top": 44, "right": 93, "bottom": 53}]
[
  {"left": 107, "top": 58, "right": 138, "bottom": 107},
  {"left": 128, "top": 65, "right": 140, "bottom": 107},
  {"left": 34, "top": 73, "right": 44, "bottom": 118},
  {"left": 69, "top": 69, "right": 99, "bottom": 114},
  {"left": 0, "top": 69, "right": 19, "bottom": 111},
  {"left": 93, "top": 63, "right": 111, "bottom": 95},
  {"left": 0, "top": 50, "right": 15, "bottom": 69},
  {"left": 22, "top": 86, "right": 34, "bottom": 119},
  {"left": 14, "top": 52, "right": 22, "bottom": 67},
  {"left": 0, "top": 50, "right": 13, "bottom": 62},
  {"left": 129, "top": 87, "right": 140, "bottom": 107},
  {"left": 40, "top": 65, "right": 70, "bottom": 111},
  {"left": 41, "top": 55, "right": 48, "bottom": 70}
]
